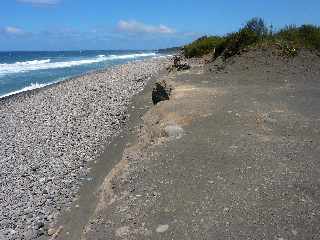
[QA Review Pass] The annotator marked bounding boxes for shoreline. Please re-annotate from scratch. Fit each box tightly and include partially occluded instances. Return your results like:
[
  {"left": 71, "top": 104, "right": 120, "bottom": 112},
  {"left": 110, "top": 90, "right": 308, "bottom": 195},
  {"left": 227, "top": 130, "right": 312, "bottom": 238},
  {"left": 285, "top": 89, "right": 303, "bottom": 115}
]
[
  {"left": 0, "top": 57, "right": 170, "bottom": 239},
  {"left": 0, "top": 55, "right": 167, "bottom": 101}
]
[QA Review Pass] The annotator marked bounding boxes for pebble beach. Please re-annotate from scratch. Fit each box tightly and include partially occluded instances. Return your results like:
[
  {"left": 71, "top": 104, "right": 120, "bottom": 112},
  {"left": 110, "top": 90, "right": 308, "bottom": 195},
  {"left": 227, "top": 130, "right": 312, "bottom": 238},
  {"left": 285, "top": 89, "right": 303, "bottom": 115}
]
[{"left": 0, "top": 57, "right": 170, "bottom": 239}]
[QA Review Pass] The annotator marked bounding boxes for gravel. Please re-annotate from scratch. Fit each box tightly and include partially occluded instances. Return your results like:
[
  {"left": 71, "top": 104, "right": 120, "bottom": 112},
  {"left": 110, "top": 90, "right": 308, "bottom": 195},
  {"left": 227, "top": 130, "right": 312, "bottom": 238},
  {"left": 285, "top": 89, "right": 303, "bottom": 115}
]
[{"left": 0, "top": 57, "right": 170, "bottom": 239}]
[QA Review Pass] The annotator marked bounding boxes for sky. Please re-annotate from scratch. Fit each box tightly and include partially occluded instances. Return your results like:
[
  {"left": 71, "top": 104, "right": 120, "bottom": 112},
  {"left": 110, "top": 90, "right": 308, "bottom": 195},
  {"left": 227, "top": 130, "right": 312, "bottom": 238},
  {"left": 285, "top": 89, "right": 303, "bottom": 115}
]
[{"left": 0, "top": 0, "right": 320, "bottom": 51}]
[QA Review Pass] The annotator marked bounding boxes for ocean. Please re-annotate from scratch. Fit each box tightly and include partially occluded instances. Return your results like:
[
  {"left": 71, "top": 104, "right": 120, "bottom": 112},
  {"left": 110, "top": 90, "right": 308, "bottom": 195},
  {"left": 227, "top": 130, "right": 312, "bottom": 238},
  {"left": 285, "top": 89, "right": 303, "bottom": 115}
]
[{"left": 0, "top": 50, "right": 160, "bottom": 98}]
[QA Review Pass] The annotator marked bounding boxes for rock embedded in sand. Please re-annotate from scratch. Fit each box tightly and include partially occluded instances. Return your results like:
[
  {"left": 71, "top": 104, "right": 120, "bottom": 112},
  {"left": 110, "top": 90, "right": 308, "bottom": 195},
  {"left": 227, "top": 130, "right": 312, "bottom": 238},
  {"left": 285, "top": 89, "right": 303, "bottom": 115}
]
[
  {"left": 152, "top": 80, "right": 172, "bottom": 105},
  {"left": 156, "top": 224, "right": 169, "bottom": 233},
  {"left": 115, "top": 226, "right": 130, "bottom": 237},
  {"left": 164, "top": 124, "right": 184, "bottom": 139},
  {"left": 47, "top": 228, "right": 56, "bottom": 236}
]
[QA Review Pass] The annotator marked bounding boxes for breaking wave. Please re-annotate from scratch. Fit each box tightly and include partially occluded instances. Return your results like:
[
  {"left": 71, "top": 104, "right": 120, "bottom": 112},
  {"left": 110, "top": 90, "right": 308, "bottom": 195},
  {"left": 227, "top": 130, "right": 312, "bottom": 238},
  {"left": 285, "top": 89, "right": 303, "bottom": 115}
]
[
  {"left": 0, "top": 52, "right": 157, "bottom": 76},
  {"left": 0, "top": 82, "right": 56, "bottom": 98}
]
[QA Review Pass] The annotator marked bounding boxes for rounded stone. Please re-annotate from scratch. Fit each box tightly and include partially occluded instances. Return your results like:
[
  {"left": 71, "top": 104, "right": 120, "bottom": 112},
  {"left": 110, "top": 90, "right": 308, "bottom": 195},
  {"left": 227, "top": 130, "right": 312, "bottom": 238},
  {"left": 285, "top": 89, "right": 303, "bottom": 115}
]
[
  {"left": 156, "top": 224, "right": 169, "bottom": 233},
  {"left": 164, "top": 125, "right": 184, "bottom": 139}
]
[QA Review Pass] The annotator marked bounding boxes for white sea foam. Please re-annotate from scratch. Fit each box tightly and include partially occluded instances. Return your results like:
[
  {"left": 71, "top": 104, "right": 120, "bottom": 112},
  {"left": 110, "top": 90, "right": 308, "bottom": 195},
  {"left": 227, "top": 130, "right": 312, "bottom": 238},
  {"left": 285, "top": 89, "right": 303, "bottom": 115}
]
[
  {"left": 0, "top": 52, "right": 157, "bottom": 76},
  {"left": 0, "top": 82, "right": 57, "bottom": 99},
  {"left": 15, "top": 59, "right": 51, "bottom": 65},
  {"left": 106, "top": 52, "right": 157, "bottom": 60}
]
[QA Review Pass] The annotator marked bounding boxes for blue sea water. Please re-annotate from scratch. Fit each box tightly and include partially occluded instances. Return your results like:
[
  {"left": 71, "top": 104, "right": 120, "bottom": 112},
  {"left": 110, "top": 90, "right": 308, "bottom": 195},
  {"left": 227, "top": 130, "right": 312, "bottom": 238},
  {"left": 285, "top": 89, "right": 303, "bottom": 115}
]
[{"left": 0, "top": 50, "right": 160, "bottom": 98}]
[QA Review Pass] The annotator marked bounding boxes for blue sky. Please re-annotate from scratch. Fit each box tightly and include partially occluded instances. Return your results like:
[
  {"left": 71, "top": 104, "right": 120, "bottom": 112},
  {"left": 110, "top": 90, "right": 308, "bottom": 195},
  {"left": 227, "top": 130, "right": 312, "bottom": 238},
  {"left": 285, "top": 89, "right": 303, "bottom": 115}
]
[{"left": 1, "top": 0, "right": 320, "bottom": 51}]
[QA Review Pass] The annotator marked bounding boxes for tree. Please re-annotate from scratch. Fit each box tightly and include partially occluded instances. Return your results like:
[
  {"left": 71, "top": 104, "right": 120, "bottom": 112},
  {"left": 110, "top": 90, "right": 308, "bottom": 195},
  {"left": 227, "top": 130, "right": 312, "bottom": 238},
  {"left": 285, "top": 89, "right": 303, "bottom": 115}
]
[{"left": 244, "top": 17, "right": 269, "bottom": 38}]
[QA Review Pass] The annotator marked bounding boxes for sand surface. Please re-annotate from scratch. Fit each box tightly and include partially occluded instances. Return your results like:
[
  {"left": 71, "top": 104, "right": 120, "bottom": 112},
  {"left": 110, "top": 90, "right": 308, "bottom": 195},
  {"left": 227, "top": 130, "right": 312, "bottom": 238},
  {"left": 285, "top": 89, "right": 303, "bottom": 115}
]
[{"left": 57, "top": 48, "right": 320, "bottom": 240}]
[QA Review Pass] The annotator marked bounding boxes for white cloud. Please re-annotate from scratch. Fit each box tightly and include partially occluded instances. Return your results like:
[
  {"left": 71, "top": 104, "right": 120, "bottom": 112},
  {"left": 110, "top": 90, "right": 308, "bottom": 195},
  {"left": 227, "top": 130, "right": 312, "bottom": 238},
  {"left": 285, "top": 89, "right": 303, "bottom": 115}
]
[
  {"left": 117, "top": 20, "right": 175, "bottom": 34},
  {"left": 3, "top": 26, "right": 25, "bottom": 35},
  {"left": 17, "top": 0, "right": 60, "bottom": 6}
]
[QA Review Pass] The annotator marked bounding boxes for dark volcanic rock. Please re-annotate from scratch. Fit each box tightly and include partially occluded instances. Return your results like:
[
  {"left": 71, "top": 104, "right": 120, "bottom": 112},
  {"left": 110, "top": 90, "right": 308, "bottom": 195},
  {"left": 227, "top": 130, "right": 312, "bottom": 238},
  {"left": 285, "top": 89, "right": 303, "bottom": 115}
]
[
  {"left": 167, "top": 56, "right": 191, "bottom": 72},
  {"left": 152, "top": 80, "right": 172, "bottom": 105}
]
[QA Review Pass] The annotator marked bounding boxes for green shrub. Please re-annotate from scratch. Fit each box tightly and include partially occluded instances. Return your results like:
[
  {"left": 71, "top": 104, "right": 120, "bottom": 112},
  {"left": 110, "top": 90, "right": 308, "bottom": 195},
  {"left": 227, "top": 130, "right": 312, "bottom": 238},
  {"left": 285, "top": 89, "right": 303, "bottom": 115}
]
[
  {"left": 244, "top": 17, "right": 269, "bottom": 38},
  {"left": 182, "top": 18, "right": 320, "bottom": 59},
  {"left": 223, "top": 28, "right": 260, "bottom": 58},
  {"left": 183, "top": 36, "right": 226, "bottom": 58},
  {"left": 275, "top": 39, "right": 298, "bottom": 57},
  {"left": 222, "top": 18, "right": 268, "bottom": 58},
  {"left": 183, "top": 18, "right": 268, "bottom": 59},
  {"left": 276, "top": 24, "right": 320, "bottom": 51},
  {"left": 276, "top": 25, "right": 299, "bottom": 41}
]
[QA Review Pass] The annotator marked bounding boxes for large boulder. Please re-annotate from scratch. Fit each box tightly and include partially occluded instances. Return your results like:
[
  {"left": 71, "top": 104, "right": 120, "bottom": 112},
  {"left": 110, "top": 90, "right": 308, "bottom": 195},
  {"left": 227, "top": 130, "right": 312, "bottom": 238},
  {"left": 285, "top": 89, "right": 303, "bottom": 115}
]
[
  {"left": 167, "top": 56, "right": 191, "bottom": 72},
  {"left": 152, "top": 80, "right": 172, "bottom": 105}
]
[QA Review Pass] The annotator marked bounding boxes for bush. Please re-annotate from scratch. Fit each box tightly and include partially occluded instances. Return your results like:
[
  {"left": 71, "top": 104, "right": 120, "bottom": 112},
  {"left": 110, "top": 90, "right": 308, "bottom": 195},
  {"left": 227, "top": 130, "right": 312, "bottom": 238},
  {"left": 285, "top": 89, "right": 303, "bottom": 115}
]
[
  {"left": 275, "top": 40, "right": 298, "bottom": 57},
  {"left": 183, "top": 18, "right": 268, "bottom": 59},
  {"left": 244, "top": 17, "right": 269, "bottom": 38},
  {"left": 276, "top": 24, "right": 320, "bottom": 51},
  {"left": 182, "top": 18, "right": 320, "bottom": 59},
  {"left": 276, "top": 25, "right": 299, "bottom": 41},
  {"left": 222, "top": 18, "right": 268, "bottom": 58},
  {"left": 223, "top": 28, "right": 260, "bottom": 58},
  {"left": 183, "top": 36, "right": 226, "bottom": 58}
]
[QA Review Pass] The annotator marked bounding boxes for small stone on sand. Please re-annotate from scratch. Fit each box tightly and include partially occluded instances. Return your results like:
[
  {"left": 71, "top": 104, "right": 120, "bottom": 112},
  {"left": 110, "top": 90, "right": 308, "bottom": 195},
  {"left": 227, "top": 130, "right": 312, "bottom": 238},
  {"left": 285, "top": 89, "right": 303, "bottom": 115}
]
[
  {"left": 156, "top": 224, "right": 169, "bottom": 233},
  {"left": 165, "top": 125, "right": 184, "bottom": 139}
]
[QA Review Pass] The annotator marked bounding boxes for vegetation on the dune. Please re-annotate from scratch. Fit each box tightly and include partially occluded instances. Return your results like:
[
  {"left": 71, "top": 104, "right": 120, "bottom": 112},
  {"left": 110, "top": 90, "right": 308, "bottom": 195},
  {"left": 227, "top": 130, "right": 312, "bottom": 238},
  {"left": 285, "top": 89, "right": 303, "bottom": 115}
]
[
  {"left": 183, "top": 36, "right": 225, "bottom": 58},
  {"left": 157, "top": 46, "right": 182, "bottom": 54},
  {"left": 183, "top": 17, "right": 320, "bottom": 59},
  {"left": 276, "top": 24, "right": 320, "bottom": 51}
]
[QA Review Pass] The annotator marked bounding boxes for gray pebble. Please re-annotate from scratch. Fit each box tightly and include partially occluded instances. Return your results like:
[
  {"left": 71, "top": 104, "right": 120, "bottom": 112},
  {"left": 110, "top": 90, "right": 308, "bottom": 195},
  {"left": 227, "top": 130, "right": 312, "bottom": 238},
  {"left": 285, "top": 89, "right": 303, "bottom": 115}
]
[{"left": 0, "top": 57, "right": 170, "bottom": 239}]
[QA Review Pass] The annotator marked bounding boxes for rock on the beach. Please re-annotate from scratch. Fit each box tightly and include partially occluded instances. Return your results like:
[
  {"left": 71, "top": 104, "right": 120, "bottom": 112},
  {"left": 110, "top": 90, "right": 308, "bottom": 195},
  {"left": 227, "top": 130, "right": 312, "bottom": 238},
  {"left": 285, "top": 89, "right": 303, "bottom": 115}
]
[
  {"left": 156, "top": 224, "right": 169, "bottom": 233},
  {"left": 164, "top": 125, "right": 184, "bottom": 139},
  {"left": 152, "top": 80, "right": 172, "bottom": 105}
]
